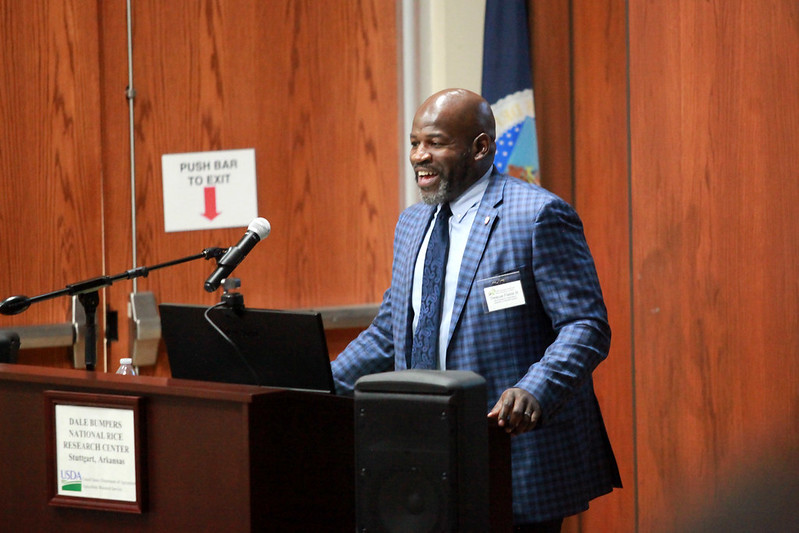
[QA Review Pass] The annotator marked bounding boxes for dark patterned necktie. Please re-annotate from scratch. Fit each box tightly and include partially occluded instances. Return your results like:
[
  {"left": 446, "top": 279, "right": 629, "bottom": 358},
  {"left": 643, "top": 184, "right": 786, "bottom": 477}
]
[{"left": 411, "top": 203, "right": 452, "bottom": 369}]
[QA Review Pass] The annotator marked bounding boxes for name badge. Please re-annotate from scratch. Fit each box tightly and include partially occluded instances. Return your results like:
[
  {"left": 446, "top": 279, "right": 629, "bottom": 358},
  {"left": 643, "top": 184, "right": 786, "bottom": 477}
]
[{"left": 479, "top": 271, "right": 526, "bottom": 312}]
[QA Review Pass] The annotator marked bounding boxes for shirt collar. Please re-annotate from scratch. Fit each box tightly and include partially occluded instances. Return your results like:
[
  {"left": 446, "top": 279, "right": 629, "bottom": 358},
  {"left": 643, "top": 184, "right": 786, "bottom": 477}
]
[{"left": 448, "top": 167, "right": 491, "bottom": 222}]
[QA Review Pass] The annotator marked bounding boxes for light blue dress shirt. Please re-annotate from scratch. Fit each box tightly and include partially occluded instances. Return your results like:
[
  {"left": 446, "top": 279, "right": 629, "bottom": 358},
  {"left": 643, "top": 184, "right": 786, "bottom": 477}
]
[{"left": 412, "top": 168, "right": 491, "bottom": 369}]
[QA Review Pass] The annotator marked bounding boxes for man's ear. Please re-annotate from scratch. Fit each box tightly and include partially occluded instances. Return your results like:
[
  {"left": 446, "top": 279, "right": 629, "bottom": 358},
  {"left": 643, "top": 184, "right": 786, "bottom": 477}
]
[{"left": 472, "top": 133, "right": 493, "bottom": 161}]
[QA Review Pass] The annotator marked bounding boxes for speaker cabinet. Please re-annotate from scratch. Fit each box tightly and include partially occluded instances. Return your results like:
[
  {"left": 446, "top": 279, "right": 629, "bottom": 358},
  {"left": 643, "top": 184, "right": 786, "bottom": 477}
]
[{"left": 355, "top": 370, "right": 489, "bottom": 533}]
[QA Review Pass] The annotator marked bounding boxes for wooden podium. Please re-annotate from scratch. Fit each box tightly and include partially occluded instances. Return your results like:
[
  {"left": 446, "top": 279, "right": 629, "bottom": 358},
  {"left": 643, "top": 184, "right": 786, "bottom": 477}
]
[
  {"left": 0, "top": 363, "right": 511, "bottom": 531},
  {"left": 0, "top": 363, "right": 356, "bottom": 531}
]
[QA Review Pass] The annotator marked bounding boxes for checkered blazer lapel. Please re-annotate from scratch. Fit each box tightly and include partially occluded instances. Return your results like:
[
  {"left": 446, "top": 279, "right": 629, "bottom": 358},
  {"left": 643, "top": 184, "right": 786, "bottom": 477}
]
[{"left": 446, "top": 169, "right": 505, "bottom": 349}]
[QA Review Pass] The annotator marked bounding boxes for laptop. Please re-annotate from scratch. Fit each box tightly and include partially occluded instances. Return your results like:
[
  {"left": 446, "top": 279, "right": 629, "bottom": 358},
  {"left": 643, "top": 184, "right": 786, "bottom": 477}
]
[{"left": 159, "top": 303, "right": 335, "bottom": 393}]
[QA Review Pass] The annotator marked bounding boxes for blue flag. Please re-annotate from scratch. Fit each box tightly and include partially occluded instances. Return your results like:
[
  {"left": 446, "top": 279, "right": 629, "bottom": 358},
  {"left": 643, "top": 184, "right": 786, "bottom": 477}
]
[{"left": 481, "top": 0, "right": 539, "bottom": 185}]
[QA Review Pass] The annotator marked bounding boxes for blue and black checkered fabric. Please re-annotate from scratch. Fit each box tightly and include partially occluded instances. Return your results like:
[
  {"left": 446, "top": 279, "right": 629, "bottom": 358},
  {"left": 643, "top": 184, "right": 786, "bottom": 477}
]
[{"left": 332, "top": 169, "right": 621, "bottom": 523}]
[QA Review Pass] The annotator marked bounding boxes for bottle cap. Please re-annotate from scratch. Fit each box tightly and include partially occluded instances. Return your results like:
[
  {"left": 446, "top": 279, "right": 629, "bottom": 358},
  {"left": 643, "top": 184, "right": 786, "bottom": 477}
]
[{"left": 120, "top": 358, "right": 133, "bottom": 365}]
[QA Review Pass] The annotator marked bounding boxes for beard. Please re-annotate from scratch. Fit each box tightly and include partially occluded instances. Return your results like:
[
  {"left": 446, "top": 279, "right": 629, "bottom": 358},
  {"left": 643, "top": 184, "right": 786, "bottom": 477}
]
[
  {"left": 419, "top": 176, "right": 451, "bottom": 205},
  {"left": 416, "top": 151, "right": 471, "bottom": 205}
]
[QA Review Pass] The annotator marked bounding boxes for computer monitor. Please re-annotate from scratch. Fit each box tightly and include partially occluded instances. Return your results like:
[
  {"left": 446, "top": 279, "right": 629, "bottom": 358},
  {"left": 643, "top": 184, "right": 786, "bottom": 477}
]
[{"left": 159, "top": 303, "right": 335, "bottom": 393}]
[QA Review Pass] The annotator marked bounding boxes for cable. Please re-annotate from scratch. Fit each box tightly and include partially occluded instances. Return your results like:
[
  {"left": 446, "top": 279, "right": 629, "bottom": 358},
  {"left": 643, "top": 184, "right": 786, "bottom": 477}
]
[{"left": 203, "top": 302, "right": 261, "bottom": 386}]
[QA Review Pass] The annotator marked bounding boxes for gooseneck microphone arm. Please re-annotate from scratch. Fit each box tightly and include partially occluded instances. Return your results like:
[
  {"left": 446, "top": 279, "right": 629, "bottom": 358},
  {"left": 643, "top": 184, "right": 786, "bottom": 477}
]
[{"left": 0, "top": 247, "right": 226, "bottom": 370}]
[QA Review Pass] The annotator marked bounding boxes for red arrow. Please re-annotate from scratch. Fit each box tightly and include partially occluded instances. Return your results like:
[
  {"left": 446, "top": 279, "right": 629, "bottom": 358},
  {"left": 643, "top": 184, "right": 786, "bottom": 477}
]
[{"left": 202, "top": 187, "right": 221, "bottom": 220}]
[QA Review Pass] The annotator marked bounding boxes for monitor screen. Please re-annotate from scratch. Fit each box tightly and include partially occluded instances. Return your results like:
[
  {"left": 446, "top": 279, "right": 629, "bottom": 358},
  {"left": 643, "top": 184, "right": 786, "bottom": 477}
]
[{"left": 159, "top": 303, "right": 335, "bottom": 393}]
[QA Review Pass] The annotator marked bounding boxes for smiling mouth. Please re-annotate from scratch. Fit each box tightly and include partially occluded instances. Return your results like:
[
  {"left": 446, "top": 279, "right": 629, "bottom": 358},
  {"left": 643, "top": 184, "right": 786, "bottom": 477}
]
[{"left": 416, "top": 169, "right": 440, "bottom": 189}]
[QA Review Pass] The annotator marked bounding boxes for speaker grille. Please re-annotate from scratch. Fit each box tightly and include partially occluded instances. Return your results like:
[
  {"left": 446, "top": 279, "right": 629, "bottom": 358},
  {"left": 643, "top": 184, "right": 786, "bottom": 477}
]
[
  {"left": 355, "top": 370, "right": 489, "bottom": 532},
  {"left": 357, "top": 394, "right": 457, "bottom": 532}
]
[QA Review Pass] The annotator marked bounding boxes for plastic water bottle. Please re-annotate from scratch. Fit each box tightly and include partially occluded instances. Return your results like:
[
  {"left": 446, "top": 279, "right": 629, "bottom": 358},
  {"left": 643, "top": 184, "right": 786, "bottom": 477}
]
[{"left": 115, "top": 358, "right": 137, "bottom": 376}]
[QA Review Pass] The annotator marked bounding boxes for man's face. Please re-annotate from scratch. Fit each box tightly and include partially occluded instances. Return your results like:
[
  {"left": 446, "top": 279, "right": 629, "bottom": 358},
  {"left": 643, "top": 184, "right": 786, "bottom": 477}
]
[{"left": 409, "top": 103, "right": 476, "bottom": 205}]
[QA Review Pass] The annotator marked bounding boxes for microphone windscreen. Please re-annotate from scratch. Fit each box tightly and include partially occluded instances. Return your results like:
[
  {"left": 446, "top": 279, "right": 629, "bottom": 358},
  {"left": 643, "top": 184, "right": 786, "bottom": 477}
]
[{"left": 248, "top": 217, "right": 271, "bottom": 240}]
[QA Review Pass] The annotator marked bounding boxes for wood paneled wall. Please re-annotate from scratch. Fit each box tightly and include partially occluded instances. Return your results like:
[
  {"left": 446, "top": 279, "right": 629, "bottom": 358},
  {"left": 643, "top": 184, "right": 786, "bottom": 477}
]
[
  {"left": 103, "top": 0, "right": 399, "bottom": 375},
  {"left": 570, "top": 2, "right": 634, "bottom": 531},
  {"left": 629, "top": 1, "right": 799, "bottom": 530},
  {"left": 2, "top": 0, "right": 399, "bottom": 373},
  {"left": 533, "top": 1, "right": 635, "bottom": 530},
  {"left": 535, "top": 1, "right": 799, "bottom": 531},
  {"left": 0, "top": 0, "right": 105, "bottom": 368}
]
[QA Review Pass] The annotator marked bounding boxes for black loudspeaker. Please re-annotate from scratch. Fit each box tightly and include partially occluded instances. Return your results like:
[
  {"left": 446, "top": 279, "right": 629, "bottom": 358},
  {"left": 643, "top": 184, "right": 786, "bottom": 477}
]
[
  {"left": 355, "top": 370, "right": 489, "bottom": 533},
  {"left": 0, "top": 331, "right": 20, "bottom": 364}
]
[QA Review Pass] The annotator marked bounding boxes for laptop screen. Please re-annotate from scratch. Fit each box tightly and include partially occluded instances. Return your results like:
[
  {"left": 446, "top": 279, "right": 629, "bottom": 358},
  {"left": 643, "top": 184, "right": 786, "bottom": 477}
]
[{"left": 159, "top": 303, "right": 335, "bottom": 393}]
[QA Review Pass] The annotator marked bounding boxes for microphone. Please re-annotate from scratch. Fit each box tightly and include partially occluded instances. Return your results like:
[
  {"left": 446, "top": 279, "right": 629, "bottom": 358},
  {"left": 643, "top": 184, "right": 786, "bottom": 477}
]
[{"left": 204, "top": 218, "right": 271, "bottom": 292}]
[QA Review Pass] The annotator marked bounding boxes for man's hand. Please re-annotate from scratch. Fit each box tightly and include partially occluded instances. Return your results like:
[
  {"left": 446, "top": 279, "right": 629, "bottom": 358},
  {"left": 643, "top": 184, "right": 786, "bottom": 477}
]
[{"left": 487, "top": 387, "right": 541, "bottom": 436}]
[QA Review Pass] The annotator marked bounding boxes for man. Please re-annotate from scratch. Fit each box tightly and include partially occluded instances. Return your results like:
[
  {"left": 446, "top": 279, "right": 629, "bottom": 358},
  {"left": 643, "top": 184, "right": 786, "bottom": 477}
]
[{"left": 332, "top": 88, "right": 620, "bottom": 531}]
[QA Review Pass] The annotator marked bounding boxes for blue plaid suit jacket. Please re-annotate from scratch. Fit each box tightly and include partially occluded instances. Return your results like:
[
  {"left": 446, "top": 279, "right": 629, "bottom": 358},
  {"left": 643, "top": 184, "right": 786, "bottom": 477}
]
[{"left": 332, "top": 169, "right": 621, "bottom": 522}]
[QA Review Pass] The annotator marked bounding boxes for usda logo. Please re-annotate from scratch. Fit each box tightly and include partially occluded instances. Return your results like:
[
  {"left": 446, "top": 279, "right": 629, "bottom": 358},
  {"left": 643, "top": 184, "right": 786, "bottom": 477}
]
[{"left": 60, "top": 469, "right": 82, "bottom": 492}]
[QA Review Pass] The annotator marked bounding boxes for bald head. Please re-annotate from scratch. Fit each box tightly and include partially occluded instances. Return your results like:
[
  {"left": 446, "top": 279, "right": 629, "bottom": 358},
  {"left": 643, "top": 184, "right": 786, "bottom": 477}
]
[
  {"left": 418, "top": 88, "right": 496, "bottom": 142},
  {"left": 410, "top": 89, "right": 497, "bottom": 204}
]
